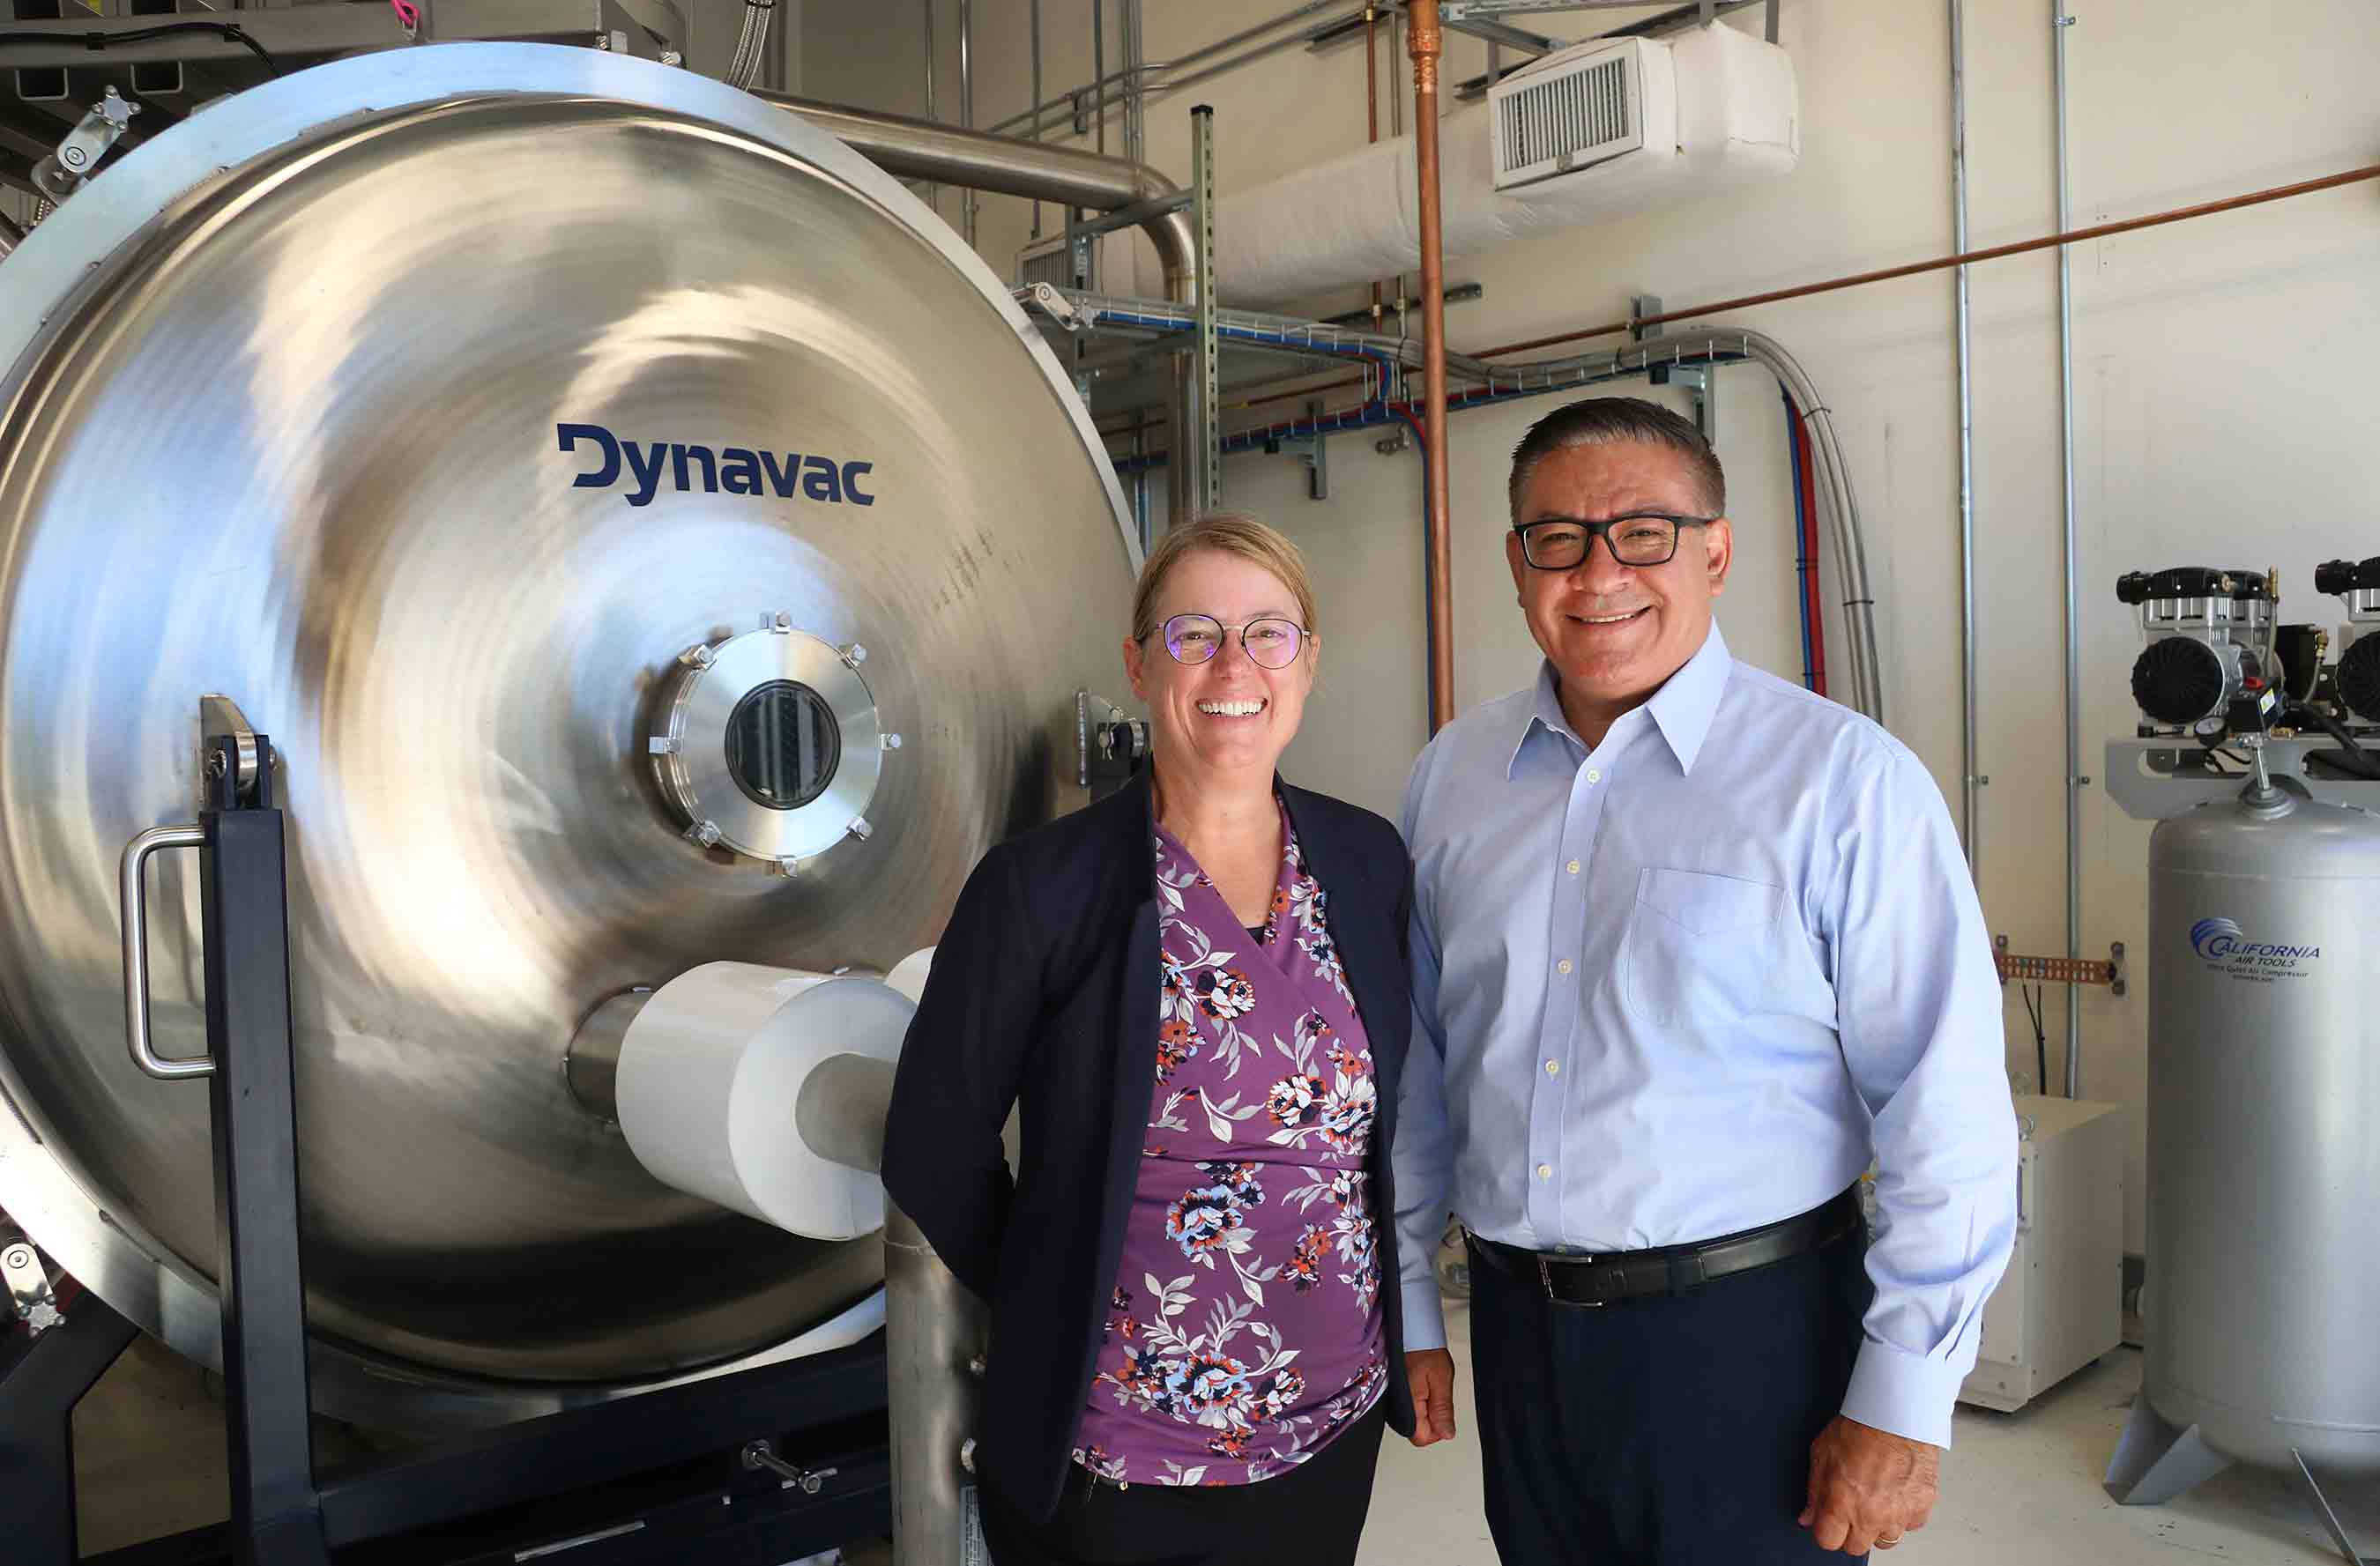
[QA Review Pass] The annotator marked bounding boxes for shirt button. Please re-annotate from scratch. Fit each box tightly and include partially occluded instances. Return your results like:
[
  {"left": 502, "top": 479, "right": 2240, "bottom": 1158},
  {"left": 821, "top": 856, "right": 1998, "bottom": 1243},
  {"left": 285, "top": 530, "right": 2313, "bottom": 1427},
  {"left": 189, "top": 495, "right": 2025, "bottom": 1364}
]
[
  {"left": 1566, "top": 859, "right": 1580, "bottom": 875},
  {"left": 1544, "top": 1060, "right": 1560, "bottom": 1076},
  {"left": 1557, "top": 959, "right": 1573, "bottom": 976},
  {"left": 1536, "top": 1163, "right": 1553, "bottom": 1180},
  {"left": 1586, "top": 768, "right": 1603, "bottom": 783}
]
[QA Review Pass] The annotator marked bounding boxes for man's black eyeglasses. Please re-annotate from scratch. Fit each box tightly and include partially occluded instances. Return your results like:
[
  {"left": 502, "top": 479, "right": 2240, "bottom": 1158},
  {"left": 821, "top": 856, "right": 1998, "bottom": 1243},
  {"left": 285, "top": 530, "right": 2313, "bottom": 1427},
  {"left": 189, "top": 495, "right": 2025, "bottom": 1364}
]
[{"left": 1513, "top": 513, "right": 1717, "bottom": 571}]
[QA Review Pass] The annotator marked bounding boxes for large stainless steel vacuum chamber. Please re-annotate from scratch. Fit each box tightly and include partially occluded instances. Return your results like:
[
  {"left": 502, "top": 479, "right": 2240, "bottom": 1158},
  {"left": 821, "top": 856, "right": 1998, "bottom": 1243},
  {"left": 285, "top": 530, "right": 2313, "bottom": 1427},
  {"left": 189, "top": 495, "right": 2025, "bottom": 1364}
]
[{"left": 0, "top": 42, "right": 1139, "bottom": 1437}]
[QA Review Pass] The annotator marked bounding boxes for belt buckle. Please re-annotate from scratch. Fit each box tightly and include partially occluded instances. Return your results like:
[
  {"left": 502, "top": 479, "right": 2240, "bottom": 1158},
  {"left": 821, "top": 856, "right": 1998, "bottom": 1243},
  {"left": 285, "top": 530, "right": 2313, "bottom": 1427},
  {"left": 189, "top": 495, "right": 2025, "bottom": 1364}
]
[{"left": 1539, "top": 1252, "right": 1604, "bottom": 1308}]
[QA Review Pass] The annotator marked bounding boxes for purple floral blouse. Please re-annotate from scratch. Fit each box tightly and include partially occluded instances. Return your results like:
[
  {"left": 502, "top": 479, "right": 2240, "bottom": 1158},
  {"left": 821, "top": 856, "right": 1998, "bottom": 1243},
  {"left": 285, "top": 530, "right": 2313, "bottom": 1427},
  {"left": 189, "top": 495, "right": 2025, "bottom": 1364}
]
[{"left": 1072, "top": 800, "right": 1387, "bottom": 1487}]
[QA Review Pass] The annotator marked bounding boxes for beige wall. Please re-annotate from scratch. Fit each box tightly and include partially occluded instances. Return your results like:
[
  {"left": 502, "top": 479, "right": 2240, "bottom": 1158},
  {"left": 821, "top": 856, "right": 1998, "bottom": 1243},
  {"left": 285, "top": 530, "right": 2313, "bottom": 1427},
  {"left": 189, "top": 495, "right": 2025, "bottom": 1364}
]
[{"left": 805, "top": 0, "right": 2380, "bottom": 1251}]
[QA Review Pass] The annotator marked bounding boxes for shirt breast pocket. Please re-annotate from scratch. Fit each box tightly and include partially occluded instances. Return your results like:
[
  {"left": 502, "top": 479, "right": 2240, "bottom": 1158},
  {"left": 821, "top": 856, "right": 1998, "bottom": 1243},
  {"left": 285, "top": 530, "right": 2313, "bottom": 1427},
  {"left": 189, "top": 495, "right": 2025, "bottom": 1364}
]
[{"left": 1621, "top": 867, "right": 1784, "bottom": 1030}]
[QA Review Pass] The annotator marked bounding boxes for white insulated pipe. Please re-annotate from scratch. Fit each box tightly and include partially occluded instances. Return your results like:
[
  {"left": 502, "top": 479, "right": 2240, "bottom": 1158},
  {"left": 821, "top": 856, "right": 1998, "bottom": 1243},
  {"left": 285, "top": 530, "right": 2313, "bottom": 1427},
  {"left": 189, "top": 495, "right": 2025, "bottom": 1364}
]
[{"left": 606, "top": 961, "right": 914, "bottom": 1240}]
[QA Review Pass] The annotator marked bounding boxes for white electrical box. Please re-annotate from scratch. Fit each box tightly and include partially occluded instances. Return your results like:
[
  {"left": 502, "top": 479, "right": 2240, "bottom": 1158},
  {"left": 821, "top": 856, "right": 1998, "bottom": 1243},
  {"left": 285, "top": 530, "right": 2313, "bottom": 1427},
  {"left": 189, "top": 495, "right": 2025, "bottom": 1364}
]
[{"left": 1958, "top": 1095, "right": 2127, "bottom": 1413}]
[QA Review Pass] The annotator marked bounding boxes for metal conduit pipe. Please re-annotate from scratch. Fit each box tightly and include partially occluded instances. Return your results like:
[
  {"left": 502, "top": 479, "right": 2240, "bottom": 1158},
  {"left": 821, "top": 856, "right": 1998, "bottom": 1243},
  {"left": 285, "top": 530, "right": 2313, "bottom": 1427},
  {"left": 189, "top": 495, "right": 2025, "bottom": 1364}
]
[
  {"left": 762, "top": 93, "right": 1209, "bottom": 521},
  {"left": 0, "top": 212, "right": 20, "bottom": 259},
  {"left": 1365, "top": 4, "right": 1380, "bottom": 326},
  {"left": 2053, "top": 0, "right": 2083, "bottom": 1095},
  {"left": 1121, "top": 0, "right": 1146, "bottom": 168},
  {"left": 921, "top": 0, "right": 938, "bottom": 217},
  {"left": 1951, "top": 0, "right": 1982, "bottom": 872},
  {"left": 1029, "top": 0, "right": 1044, "bottom": 236},
  {"left": 1164, "top": 17, "right": 1346, "bottom": 100},
  {"left": 984, "top": 0, "right": 1345, "bottom": 137},
  {"left": 959, "top": 0, "right": 976, "bottom": 246}
]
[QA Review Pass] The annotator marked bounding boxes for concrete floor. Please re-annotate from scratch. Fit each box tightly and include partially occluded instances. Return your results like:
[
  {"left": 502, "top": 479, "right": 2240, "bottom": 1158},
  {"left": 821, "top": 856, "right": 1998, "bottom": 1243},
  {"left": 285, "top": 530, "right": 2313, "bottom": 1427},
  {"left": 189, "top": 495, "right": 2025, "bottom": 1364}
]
[
  {"left": 1357, "top": 1298, "right": 2380, "bottom": 1565},
  {"left": 63, "top": 1304, "right": 2380, "bottom": 1563},
  {"left": 70, "top": 1332, "right": 385, "bottom": 1555}
]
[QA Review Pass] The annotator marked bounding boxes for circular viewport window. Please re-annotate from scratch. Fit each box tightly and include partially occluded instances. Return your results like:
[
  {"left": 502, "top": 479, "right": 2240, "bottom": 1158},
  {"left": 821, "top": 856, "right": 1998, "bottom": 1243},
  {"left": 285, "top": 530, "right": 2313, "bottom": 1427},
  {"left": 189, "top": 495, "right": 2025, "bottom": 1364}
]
[{"left": 725, "top": 679, "right": 842, "bottom": 811}]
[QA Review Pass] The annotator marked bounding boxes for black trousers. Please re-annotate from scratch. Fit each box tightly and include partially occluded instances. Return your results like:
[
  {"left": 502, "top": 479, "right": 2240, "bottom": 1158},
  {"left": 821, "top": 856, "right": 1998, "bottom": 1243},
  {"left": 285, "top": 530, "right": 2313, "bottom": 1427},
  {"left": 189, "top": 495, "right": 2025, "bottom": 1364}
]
[
  {"left": 978, "top": 1405, "right": 1387, "bottom": 1566},
  {"left": 1468, "top": 1222, "right": 1873, "bottom": 1566}
]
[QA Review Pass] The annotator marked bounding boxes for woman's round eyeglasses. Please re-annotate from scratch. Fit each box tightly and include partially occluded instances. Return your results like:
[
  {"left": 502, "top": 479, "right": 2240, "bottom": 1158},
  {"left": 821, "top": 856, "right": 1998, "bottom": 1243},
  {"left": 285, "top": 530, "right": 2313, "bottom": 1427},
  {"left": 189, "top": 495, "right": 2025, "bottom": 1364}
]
[{"left": 1151, "top": 613, "right": 1309, "bottom": 670}]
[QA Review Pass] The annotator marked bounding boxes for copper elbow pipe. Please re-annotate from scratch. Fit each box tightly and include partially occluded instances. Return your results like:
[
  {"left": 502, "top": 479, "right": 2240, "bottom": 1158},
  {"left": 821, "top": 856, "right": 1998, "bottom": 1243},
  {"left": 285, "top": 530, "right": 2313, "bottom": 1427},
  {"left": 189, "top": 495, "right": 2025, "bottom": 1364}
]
[{"left": 1409, "top": 0, "right": 1455, "bottom": 732}]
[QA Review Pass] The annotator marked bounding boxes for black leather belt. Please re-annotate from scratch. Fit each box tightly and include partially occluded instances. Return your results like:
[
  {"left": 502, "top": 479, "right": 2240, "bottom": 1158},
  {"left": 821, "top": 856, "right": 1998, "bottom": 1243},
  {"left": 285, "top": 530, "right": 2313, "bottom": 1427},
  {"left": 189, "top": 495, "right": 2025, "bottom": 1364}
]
[{"left": 1468, "top": 1186, "right": 1863, "bottom": 1309}]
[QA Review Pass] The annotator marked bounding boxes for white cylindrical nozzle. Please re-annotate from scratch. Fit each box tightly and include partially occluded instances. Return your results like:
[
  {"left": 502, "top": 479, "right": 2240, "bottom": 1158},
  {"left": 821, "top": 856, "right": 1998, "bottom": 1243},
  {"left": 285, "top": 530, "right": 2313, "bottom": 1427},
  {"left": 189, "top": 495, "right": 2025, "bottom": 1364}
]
[{"left": 613, "top": 961, "right": 914, "bottom": 1241}]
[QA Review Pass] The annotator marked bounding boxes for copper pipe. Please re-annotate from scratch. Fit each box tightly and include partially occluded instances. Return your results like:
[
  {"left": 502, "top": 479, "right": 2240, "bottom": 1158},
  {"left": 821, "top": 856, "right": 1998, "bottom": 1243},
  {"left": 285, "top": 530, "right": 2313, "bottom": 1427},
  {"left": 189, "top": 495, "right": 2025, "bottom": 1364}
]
[
  {"left": 1409, "top": 0, "right": 1455, "bottom": 733},
  {"left": 1366, "top": 6, "right": 1384, "bottom": 330},
  {"left": 1477, "top": 160, "right": 2380, "bottom": 360}
]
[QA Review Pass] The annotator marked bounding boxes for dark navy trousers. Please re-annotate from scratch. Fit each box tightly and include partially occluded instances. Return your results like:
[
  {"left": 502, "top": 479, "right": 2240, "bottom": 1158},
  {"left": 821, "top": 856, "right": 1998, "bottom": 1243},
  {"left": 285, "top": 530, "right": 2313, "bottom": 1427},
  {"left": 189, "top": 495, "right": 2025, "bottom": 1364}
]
[{"left": 1468, "top": 1223, "right": 1874, "bottom": 1565}]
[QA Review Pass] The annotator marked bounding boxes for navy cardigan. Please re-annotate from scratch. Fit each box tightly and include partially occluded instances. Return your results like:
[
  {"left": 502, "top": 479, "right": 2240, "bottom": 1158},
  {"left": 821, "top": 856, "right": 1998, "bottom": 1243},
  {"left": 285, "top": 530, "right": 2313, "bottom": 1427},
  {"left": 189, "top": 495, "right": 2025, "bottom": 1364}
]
[{"left": 881, "top": 772, "right": 1418, "bottom": 1522}]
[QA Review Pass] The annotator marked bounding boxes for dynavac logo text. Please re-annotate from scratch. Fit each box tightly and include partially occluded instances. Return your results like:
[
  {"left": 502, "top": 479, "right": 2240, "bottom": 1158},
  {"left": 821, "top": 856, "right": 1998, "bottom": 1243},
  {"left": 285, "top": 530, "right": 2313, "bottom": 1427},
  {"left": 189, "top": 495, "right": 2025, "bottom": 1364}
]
[
  {"left": 558, "top": 423, "right": 876, "bottom": 509},
  {"left": 2190, "top": 916, "right": 2320, "bottom": 980}
]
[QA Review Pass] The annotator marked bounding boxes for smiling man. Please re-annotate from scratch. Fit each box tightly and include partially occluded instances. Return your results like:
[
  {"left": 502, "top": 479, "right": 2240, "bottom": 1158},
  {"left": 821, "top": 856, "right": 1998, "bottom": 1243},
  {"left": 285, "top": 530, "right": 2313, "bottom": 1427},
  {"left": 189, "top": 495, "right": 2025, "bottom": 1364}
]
[{"left": 1393, "top": 397, "right": 2018, "bottom": 1563}]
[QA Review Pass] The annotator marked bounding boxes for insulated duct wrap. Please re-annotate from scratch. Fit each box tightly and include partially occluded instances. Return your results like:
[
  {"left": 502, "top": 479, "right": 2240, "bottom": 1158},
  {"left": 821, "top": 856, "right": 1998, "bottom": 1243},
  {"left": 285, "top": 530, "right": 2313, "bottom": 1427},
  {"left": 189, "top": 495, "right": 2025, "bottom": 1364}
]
[{"left": 1098, "top": 23, "right": 1798, "bottom": 308}]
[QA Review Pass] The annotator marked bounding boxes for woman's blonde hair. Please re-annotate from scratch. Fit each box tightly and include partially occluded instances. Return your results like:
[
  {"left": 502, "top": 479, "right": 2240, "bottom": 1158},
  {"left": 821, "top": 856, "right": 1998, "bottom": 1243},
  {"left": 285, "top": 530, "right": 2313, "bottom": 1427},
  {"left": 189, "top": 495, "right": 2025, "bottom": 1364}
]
[{"left": 1128, "top": 512, "right": 1320, "bottom": 645}]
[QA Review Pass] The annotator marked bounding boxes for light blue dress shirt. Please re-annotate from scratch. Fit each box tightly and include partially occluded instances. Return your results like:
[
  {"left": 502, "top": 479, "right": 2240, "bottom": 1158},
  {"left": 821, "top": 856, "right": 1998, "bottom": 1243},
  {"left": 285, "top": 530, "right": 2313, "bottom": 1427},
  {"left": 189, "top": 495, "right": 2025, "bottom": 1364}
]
[{"left": 1394, "top": 623, "right": 2018, "bottom": 1449}]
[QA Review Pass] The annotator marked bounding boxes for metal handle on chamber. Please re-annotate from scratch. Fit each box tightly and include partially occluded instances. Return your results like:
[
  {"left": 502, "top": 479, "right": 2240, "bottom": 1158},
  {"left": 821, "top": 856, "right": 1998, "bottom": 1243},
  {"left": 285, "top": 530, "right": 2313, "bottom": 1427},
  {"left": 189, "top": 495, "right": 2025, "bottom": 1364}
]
[{"left": 120, "top": 823, "right": 213, "bottom": 1080}]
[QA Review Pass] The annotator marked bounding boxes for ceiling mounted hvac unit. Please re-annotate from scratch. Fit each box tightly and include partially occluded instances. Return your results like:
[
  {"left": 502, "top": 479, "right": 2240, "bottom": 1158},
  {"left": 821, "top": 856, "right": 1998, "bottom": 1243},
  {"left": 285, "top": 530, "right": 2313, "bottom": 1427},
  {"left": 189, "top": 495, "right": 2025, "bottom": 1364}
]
[
  {"left": 1048, "top": 24, "right": 1796, "bottom": 309},
  {"left": 1490, "top": 37, "right": 1677, "bottom": 192}
]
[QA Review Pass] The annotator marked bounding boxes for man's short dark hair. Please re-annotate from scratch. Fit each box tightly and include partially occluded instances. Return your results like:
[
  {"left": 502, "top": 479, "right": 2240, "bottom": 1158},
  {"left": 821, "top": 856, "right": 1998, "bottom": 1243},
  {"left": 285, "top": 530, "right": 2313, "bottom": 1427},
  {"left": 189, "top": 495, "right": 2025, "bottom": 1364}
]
[{"left": 1506, "top": 396, "right": 1726, "bottom": 523}]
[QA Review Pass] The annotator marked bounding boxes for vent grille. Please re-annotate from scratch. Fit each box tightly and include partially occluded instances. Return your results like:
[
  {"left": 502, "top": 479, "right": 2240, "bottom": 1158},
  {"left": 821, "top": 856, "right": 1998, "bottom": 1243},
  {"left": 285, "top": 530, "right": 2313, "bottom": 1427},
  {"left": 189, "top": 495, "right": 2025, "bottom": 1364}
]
[
  {"left": 1017, "top": 248, "right": 1070, "bottom": 292},
  {"left": 1503, "top": 56, "right": 1631, "bottom": 172},
  {"left": 1493, "top": 48, "right": 1643, "bottom": 189},
  {"left": 1015, "top": 235, "right": 1093, "bottom": 293}
]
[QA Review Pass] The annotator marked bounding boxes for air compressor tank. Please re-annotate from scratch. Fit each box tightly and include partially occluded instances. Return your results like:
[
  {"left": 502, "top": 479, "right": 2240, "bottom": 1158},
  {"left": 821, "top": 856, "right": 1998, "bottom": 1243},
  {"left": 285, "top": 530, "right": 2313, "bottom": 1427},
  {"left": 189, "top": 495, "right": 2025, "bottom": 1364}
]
[{"left": 2110, "top": 783, "right": 2380, "bottom": 1500}]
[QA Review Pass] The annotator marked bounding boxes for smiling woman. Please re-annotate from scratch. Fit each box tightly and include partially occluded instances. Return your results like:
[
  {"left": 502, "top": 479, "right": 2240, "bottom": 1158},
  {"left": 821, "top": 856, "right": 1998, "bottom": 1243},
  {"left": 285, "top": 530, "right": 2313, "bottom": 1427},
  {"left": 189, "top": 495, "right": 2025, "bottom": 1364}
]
[
  {"left": 1123, "top": 516, "right": 1324, "bottom": 909},
  {"left": 881, "top": 511, "right": 1422, "bottom": 1566}
]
